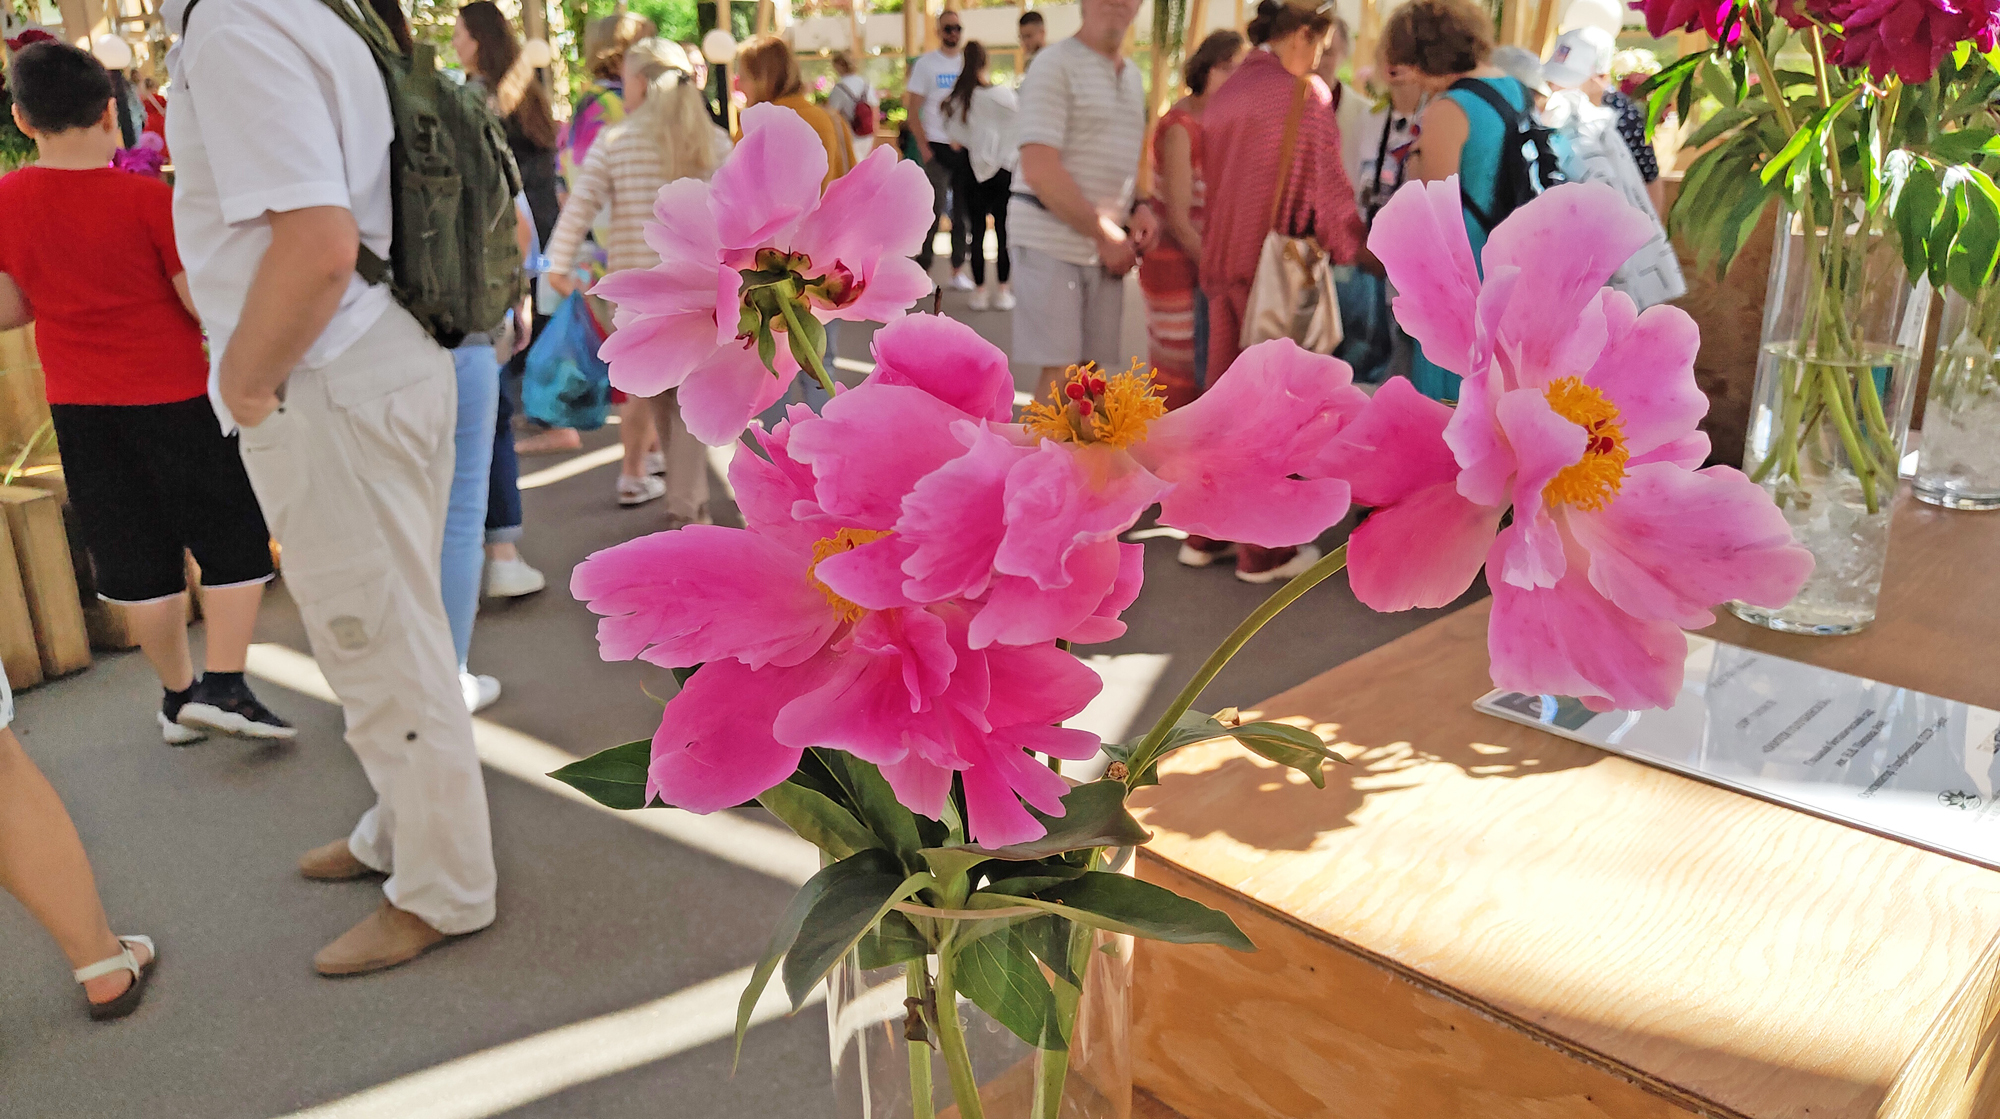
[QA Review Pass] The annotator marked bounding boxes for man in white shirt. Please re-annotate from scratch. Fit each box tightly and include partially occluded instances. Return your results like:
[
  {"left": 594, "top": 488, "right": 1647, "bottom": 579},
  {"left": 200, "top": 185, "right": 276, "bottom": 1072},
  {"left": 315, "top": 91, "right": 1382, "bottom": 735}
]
[
  {"left": 164, "top": 0, "right": 497, "bottom": 977},
  {"left": 1009, "top": 0, "right": 1155, "bottom": 394},
  {"left": 904, "top": 12, "right": 973, "bottom": 288},
  {"left": 1016, "top": 10, "right": 1046, "bottom": 75}
]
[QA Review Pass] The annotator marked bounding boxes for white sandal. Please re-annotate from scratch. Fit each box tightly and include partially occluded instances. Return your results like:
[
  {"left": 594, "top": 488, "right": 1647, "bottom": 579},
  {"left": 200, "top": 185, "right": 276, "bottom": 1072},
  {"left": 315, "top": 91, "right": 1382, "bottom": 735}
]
[{"left": 74, "top": 934, "right": 157, "bottom": 1021}]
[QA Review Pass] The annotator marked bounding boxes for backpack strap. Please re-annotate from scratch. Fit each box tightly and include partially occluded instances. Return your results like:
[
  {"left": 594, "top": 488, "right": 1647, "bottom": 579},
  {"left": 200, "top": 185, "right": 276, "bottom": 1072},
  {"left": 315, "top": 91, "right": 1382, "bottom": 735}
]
[
  {"left": 1266, "top": 77, "right": 1310, "bottom": 235},
  {"left": 1446, "top": 78, "right": 1519, "bottom": 233},
  {"left": 309, "top": 0, "right": 407, "bottom": 287}
]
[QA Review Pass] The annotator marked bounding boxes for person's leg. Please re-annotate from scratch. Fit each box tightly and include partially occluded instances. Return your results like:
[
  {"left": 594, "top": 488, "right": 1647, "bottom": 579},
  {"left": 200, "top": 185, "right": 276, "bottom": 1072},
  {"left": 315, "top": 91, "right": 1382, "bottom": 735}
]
[
  {"left": 485, "top": 367, "right": 523, "bottom": 543},
  {"left": 1009, "top": 245, "right": 1086, "bottom": 403},
  {"left": 646, "top": 390, "right": 713, "bottom": 525},
  {"left": 0, "top": 725, "right": 146, "bottom": 1004},
  {"left": 1080, "top": 263, "right": 1128, "bottom": 375},
  {"left": 122, "top": 596, "right": 194, "bottom": 689},
  {"left": 192, "top": 583, "right": 262, "bottom": 672},
  {"left": 934, "top": 143, "right": 972, "bottom": 273},
  {"left": 966, "top": 191, "right": 988, "bottom": 289},
  {"left": 239, "top": 310, "right": 495, "bottom": 967},
  {"left": 1191, "top": 289, "right": 1210, "bottom": 392},
  {"left": 919, "top": 153, "right": 949, "bottom": 273},
  {"left": 990, "top": 170, "right": 1012, "bottom": 292},
  {"left": 1205, "top": 282, "right": 1247, "bottom": 388},
  {"left": 442, "top": 344, "right": 500, "bottom": 669}
]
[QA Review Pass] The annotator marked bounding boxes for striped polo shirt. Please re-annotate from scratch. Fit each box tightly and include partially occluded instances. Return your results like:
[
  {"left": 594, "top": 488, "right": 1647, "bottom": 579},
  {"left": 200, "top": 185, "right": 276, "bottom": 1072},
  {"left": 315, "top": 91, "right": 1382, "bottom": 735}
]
[{"left": 1008, "top": 37, "right": 1146, "bottom": 267}]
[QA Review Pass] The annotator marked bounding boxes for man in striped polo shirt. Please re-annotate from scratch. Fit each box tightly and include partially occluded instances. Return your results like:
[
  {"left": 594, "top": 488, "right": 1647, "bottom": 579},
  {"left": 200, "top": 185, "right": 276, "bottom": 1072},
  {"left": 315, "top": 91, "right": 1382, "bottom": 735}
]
[{"left": 1009, "top": 0, "right": 1157, "bottom": 396}]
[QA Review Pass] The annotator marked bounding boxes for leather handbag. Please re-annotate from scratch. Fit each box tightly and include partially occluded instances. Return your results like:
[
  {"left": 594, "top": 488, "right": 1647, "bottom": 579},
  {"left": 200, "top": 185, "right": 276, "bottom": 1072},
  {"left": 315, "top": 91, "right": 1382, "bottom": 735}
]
[{"left": 1238, "top": 78, "right": 1343, "bottom": 354}]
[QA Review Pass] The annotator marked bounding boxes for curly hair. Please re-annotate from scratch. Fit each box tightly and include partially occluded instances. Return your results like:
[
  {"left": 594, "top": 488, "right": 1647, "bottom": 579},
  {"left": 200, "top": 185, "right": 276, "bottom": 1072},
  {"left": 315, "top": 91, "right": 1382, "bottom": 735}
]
[
  {"left": 1381, "top": 0, "right": 1493, "bottom": 76},
  {"left": 1184, "top": 30, "right": 1245, "bottom": 94}
]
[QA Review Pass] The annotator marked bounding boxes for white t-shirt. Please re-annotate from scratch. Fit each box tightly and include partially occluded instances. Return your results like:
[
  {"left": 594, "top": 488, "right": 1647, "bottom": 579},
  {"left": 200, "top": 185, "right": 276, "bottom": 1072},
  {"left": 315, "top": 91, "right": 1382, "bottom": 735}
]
[
  {"left": 162, "top": 0, "right": 395, "bottom": 432},
  {"left": 906, "top": 49, "right": 965, "bottom": 143}
]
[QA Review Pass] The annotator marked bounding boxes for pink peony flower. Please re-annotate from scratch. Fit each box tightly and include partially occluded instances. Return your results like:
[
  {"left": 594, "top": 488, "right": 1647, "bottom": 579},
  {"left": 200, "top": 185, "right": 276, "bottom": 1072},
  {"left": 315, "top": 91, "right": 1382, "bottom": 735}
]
[
  {"left": 570, "top": 404, "right": 1103, "bottom": 848},
  {"left": 785, "top": 315, "right": 1367, "bottom": 649},
  {"left": 589, "top": 103, "right": 935, "bottom": 446},
  {"left": 1321, "top": 179, "right": 1813, "bottom": 711},
  {"left": 1633, "top": 0, "right": 1741, "bottom": 43},
  {"left": 1778, "top": 0, "right": 2000, "bottom": 83}
]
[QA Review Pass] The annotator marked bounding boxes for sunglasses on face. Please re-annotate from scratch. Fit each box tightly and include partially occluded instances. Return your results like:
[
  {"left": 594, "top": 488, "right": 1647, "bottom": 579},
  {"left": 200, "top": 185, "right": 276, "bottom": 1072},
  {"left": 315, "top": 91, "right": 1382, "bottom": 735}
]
[{"left": 941, "top": 24, "right": 962, "bottom": 33}]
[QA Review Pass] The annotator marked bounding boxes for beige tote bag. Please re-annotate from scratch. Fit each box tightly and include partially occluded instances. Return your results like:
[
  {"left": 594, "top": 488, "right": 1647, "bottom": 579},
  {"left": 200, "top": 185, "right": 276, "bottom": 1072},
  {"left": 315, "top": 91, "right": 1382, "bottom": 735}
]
[{"left": 1238, "top": 78, "right": 1343, "bottom": 354}]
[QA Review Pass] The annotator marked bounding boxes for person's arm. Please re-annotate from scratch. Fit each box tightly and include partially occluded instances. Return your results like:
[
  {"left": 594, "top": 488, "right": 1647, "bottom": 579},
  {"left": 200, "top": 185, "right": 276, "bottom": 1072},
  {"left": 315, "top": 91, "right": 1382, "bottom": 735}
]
[
  {"left": 905, "top": 60, "right": 933, "bottom": 159},
  {"left": 1411, "top": 96, "right": 1468, "bottom": 182},
  {"left": 1309, "top": 101, "right": 1367, "bottom": 265},
  {"left": 171, "top": 272, "right": 199, "bottom": 323},
  {"left": 544, "top": 142, "right": 612, "bottom": 296},
  {"left": 1158, "top": 123, "right": 1201, "bottom": 264},
  {"left": 1019, "top": 144, "right": 1136, "bottom": 274},
  {"left": 218, "top": 206, "right": 358, "bottom": 427},
  {"left": 0, "top": 273, "right": 29, "bottom": 332}
]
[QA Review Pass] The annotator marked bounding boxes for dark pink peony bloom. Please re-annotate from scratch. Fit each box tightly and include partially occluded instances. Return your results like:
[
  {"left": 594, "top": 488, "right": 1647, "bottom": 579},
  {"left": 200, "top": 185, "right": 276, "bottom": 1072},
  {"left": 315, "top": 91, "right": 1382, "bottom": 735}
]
[
  {"left": 1633, "top": 0, "right": 1742, "bottom": 44},
  {"left": 1780, "top": 0, "right": 2000, "bottom": 83}
]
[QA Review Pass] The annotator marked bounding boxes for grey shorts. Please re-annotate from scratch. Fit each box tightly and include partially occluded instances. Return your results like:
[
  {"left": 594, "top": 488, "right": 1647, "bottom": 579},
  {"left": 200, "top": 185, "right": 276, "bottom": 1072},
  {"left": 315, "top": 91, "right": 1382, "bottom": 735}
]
[{"left": 1008, "top": 244, "right": 1126, "bottom": 370}]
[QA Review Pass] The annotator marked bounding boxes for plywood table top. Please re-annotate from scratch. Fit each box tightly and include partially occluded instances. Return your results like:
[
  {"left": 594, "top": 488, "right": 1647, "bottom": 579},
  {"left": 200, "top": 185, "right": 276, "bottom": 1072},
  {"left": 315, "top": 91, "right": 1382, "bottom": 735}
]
[{"left": 1131, "top": 494, "right": 2000, "bottom": 1119}]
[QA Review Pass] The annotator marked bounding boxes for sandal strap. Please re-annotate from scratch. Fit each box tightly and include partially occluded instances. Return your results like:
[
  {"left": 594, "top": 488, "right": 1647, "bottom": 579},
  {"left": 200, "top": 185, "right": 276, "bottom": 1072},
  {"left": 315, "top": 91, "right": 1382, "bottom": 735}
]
[{"left": 73, "top": 935, "right": 153, "bottom": 984}]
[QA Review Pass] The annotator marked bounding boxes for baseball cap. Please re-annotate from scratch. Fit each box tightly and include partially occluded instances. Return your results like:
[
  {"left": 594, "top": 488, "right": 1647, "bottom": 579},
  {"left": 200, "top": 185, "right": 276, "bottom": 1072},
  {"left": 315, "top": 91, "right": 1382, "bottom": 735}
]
[
  {"left": 1491, "top": 45, "right": 1550, "bottom": 96},
  {"left": 1542, "top": 26, "right": 1614, "bottom": 89}
]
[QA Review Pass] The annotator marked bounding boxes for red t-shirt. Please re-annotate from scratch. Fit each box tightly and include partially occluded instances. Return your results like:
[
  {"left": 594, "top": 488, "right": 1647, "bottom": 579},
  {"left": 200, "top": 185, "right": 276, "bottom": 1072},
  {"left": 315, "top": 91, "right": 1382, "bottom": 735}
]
[{"left": 0, "top": 166, "right": 208, "bottom": 405}]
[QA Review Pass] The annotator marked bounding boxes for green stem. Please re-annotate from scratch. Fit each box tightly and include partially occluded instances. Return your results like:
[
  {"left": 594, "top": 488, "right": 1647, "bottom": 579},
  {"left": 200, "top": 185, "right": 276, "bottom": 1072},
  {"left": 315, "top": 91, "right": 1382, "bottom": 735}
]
[
  {"left": 1123, "top": 544, "right": 1348, "bottom": 785},
  {"left": 1817, "top": 363, "right": 1882, "bottom": 514},
  {"left": 932, "top": 934, "right": 985, "bottom": 1119},
  {"left": 908, "top": 962, "right": 936, "bottom": 1119},
  {"left": 778, "top": 298, "right": 839, "bottom": 397},
  {"left": 1745, "top": 29, "right": 1798, "bottom": 135},
  {"left": 1807, "top": 29, "right": 1835, "bottom": 110}
]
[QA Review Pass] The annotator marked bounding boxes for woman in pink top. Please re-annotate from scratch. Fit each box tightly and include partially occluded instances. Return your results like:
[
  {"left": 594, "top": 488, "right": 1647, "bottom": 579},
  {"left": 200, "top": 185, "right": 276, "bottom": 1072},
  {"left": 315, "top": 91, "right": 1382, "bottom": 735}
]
[
  {"left": 1190, "top": 0, "right": 1365, "bottom": 583},
  {"left": 1137, "top": 30, "right": 1244, "bottom": 410}
]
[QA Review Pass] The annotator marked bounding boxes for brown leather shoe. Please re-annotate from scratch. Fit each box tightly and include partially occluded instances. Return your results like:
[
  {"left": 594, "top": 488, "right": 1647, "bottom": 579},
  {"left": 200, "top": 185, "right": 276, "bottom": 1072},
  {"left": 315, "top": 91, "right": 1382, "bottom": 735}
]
[
  {"left": 313, "top": 902, "right": 462, "bottom": 977},
  {"left": 298, "top": 838, "right": 379, "bottom": 881}
]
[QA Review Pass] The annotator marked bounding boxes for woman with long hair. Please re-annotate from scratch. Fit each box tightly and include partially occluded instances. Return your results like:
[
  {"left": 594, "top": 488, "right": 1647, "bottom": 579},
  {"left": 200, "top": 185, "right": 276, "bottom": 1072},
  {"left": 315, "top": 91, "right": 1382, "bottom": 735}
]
[
  {"left": 941, "top": 41, "right": 1017, "bottom": 312},
  {"left": 736, "top": 35, "right": 855, "bottom": 187},
  {"left": 1194, "top": 0, "right": 1364, "bottom": 584},
  {"left": 546, "top": 38, "right": 730, "bottom": 524},
  {"left": 1136, "top": 29, "right": 1244, "bottom": 408}
]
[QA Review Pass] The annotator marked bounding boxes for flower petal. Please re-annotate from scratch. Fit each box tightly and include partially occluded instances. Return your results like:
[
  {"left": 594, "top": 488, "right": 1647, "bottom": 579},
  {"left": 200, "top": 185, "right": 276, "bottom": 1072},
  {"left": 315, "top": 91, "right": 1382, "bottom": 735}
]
[
  {"left": 814, "top": 534, "right": 924, "bottom": 611},
  {"left": 1481, "top": 182, "right": 1653, "bottom": 381},
  {"left": 645, "top": 176, "right": 722, "bottom": 265},
  {"left": 571, "top": 524, "right": 835, "bottom": 670},
  {"left": 865, "top": 313, "right": 1017, "bottom": 422},
  {"left": 647, "top": 656, "right": 827, "bottom": 813},
  {"left": 709, "top": 103, "right": 828, "bottom": 252},
  {"left": 984, "top": 640, "right": 1104, "bottom": 728},
  {"left": 789, "top": 384, "right": 983, "bottom": 529},
  {"left": 1567, "top": 463, "right": 1815, "bottom": 629},
  {"left": 600, "top": 307, "right": 721, "bottom": 396},
  {"left": 1370, "top": 178, "right": 1482, "bottom": 375},
  {"left": 969, "top": 538, "right": 1125, "bottom": 649},
  {"left": 1347, "top": 481, "right": 1502, "bottom": 611},
  {"left": 1312, "top": 377, "right": 1458, "bottom": 507},
  {"left": 1487, "top": 541, "right": 1688, "bottom": 712},
  {"left": 675, "top": 342, "right": 791, "bottom": 446},
  {"left": 1063, "top": 541, "right": 1144, "bottom": 645},
  {"left": 771, "top": 608, "right": 956, "bottom": 764},
  {"left": 1584, "top": 295, "right": 1708, "bottom": 459},
  {"left": 997, "top": 444, "right": 1169, "bottom": 588},
  {"left": 831, "top": 253, "right": 938, "bottom": 325},
  {"left": 791, "top": 146, "right": 936, "bottom": 292},
  {"left": 896, "top": 426, "right": 1035, "bottom": 601},
  {"left": 1492, "top": 389, "right": 1587, "bottom": 590}
]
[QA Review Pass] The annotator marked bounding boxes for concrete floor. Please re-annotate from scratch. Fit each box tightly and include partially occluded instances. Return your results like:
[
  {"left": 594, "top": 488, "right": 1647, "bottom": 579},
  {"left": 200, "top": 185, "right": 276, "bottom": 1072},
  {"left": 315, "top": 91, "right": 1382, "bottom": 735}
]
[{"left": 0, "top": 278, "right": 1479, "bottom": 1118}]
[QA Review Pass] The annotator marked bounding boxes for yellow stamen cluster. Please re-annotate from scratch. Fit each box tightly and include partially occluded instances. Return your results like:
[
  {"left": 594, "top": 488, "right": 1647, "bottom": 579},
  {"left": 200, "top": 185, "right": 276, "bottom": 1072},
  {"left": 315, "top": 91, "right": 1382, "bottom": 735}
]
[
  {"left": 807, "top": 528, "right": 891, "bottom": 622},
  {"left": 1540, "top": 377, "right": 1630, "bottom": 511},
  {"left": 1022, "top": 360, "right": 1167, "bottom": 449}
]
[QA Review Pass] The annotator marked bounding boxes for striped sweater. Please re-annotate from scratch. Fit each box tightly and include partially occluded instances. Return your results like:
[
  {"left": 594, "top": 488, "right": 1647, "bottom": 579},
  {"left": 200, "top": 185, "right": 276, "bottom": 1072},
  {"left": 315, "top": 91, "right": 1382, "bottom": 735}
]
[{"left": 546, "top": 120, "right": 731, "bottom": 278}]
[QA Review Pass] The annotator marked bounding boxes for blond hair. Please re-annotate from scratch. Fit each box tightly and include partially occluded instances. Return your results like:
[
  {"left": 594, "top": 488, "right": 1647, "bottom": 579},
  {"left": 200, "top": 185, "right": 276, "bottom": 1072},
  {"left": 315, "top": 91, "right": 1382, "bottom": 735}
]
[
  {"left": 615, "top": 38, "right": 720, "bottom": 181},
  {"left": 736, "top": 35, "right": 803, "bottom": 103}
]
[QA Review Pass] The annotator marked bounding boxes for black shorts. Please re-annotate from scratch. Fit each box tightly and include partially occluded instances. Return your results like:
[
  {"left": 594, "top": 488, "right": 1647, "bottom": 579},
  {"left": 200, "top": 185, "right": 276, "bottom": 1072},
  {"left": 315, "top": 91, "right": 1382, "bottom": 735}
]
[{"left": 49, "top": 396, "right": 274, "bottom": 604}]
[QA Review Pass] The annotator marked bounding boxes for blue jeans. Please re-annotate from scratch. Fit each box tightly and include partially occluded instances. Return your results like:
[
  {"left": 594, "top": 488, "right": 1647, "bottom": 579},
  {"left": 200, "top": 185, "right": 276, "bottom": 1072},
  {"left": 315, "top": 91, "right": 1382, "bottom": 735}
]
[{"left": 444, "top": 343, "right": 500, "bottom": 668}]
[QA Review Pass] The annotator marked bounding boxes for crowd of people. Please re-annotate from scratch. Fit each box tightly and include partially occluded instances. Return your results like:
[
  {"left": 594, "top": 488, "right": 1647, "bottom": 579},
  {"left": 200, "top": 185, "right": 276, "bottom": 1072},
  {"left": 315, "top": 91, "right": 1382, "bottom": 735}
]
[{"left": 0, "top": 0, "right": 1672, "bottom": 1024}]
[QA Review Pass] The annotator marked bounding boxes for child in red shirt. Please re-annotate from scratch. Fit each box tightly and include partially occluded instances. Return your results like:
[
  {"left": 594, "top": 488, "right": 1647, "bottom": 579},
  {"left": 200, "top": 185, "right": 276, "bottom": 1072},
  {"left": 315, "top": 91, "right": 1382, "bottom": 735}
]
[{"left": 0, "top": 41, "right": 291, "bottom": 743}]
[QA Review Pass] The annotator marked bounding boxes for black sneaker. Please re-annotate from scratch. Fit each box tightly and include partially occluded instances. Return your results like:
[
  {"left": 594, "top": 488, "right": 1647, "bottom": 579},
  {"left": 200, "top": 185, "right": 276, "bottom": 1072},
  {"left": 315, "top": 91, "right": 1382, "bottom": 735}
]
[
  {"left": 177, "top": 674, "right": 297, "bottom": 741},
  {"left": 159, "top": 685, "right": 206, "bottom": 747}
]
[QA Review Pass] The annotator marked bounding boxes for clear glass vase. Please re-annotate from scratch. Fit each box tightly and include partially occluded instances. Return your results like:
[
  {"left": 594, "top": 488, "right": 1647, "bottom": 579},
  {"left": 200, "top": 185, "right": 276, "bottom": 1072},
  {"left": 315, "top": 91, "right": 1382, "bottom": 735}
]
[
  {"left": 826, "top": 857, "right": 1134, "bottom": 1119},
  {"left": 1914, "top": 287, "right": 2000, "bottom": 510},
  {"left": 1733, "top": 200, "right": 1927, "bottom": 635}
]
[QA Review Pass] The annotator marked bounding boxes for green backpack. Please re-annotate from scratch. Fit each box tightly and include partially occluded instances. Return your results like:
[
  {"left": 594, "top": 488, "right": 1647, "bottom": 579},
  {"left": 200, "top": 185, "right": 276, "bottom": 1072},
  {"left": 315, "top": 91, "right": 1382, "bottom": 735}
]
[{"left": 185, "top": 0, "right": 525, "bottom": 346}]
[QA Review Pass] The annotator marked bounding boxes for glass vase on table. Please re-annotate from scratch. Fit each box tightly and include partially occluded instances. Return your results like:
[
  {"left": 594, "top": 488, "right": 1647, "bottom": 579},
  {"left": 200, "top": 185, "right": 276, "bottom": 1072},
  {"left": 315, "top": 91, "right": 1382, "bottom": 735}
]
[
  {"left": 1914, "top": 285, "right": 2000, "bottom": 511},
  {"left": 1733, "top": 199, "right": 1928, "bottom": 636}
]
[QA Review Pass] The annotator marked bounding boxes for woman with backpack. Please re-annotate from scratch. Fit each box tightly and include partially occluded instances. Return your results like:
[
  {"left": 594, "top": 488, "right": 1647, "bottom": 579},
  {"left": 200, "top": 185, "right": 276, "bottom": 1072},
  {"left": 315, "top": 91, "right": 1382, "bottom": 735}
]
[
  {"left": 941, "top": 41, "right": 1018, "bottom": 313},
  {"left": 1193, "top": 0, "right": 1364, "bottom": 585},
  {"left": 546, "top": 37, "right": 731, "bottom": 525},
  {"left": 825, "top": 49, "right": 877, "bottom": 163},
  {"left": 1390, "top": 0, "right": 1535, "bottom": 402}
]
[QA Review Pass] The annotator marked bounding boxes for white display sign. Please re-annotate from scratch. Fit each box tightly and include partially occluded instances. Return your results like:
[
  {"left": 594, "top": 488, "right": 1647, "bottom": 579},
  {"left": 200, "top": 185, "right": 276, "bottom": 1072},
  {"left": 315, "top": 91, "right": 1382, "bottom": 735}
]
[{"left": 1476, "top": 637, "right": 2000, "bottom": 870}]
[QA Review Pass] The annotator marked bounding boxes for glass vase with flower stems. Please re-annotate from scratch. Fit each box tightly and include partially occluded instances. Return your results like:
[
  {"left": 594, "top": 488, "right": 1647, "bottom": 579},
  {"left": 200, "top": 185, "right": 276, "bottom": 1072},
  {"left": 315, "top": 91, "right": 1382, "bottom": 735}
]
[{"left": 1915, "top": 283, "right": 2000, "bottom": 509}]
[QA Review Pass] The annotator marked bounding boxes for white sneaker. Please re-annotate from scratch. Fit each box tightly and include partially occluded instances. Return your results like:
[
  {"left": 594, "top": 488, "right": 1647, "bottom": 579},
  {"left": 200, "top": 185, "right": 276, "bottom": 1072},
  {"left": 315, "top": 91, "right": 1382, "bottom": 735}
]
[
  {"left": 617, "top": 474, "right": 666, "bottom": 507},
  {"left": 484, "top": 556, "right": 546, "bottom": 598},
  {"left": 967, "top": 287, "right": 992, "bottom": 311},
  {"left": 949, "top": 267, "right": 976, "bottom": 292},
  {"left": 158, "top": 710, "right": 205, "bottom": 746},
  {"left": 461, "top": 672, "right": 501, "bottom": 714},
  {"left": 1235, "top": 544, "right": 1323, "bottom": 585},
  {"left": 994, "top": 286, "right": 1017, "bottom": 311},
  {"left": 642, "top": 450, "right": 665, "bottom": 476},
  {"left": 1177, "top": 540, "right": 1238, "bottom": 568}
]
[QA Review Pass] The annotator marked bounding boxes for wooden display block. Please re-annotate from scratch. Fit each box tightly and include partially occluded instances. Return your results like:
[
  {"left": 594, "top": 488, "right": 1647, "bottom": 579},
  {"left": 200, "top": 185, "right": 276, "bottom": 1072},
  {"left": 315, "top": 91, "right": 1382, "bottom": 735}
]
[
  {"left": 0, "top": 486, "right": 90, "bottom": 678},
  {"left": 0, "top": 513, "right": 42, "bottom": 691},
  {"left": 1128, "top": 494, "right": 2000, "bottom": 1119}
]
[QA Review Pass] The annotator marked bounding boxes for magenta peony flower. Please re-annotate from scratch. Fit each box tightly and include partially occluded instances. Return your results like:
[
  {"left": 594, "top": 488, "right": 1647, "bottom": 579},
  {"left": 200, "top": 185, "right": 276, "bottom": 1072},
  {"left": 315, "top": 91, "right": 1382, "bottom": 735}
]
[
  {"left": 589, "top": 103, "right": 935, "bottom": 446},
  {"left": 1779, "top": 0, "right": 2000, "bottom": 83},
  {"left": 571, "top": 402, "right": 1103, "bottom": 847},
  {"left": 1321, "top": 179, "right": 1813, "bottom": 711},
  {"left": 1633, "top": 0, "right": 1741, "bottom": 44},
  {"left": 785, "top": 315, "right": 1367, "bottom": 650}
]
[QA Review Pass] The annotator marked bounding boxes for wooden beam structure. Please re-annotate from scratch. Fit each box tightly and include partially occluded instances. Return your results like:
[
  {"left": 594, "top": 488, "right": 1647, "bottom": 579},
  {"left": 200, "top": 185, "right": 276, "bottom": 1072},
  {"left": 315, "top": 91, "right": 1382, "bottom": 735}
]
[{"left": 847, "top": 0, "right": 867, "bottom": 62}]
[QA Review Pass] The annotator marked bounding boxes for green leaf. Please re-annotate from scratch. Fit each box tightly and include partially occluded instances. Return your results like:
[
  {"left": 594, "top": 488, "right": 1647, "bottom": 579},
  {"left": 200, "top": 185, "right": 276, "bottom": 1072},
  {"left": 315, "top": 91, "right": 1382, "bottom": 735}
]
[
  {"left": 758, "top": 781, "right": 882, "bottom": 860},
  {"left": 919, "top": 846, "right": 992, "bottom": 888},
  {"left": 949, "top": 780, "right": 1152, "bottom": 862},
  {"left": 1020, "top": 913, "right": 1082, "bottom": 987},
  {"left": 782, "top": 862, "right": 933, "bottom": 1009},
  {"left": 855, "top": 909, "right": 932, "bottom": 970},
  {"left": 950, "top": 920, "right": 1067, "bottom": 1050},
  {"left": 816, "top": 751, "right": 926, "bottom": 867},
  {"left": 671, "top": 664, "right": 701, "bottom": 688},
  {"left": 734, "top": 848, "right": 904, "bottom": 1062},
  {"left": 1948, "top": 168, "right": 2000, "bottom": 295},
  {"left": 1103, "top": 709, "right": 1234, "bottom": 789},
  {"left": 546, "top": 739, "right": 658, "bottom": 810},
  {"left": 1893, "top": 155, "right": 1943, "bottom": 281},
  {"left": 1687, "top": 99, "right": 1767, "bottom": 149},
  {"left": 1228, "top": 721, "right": 1345, "bottom": 789},
  {"left": 977, "top": 871, "right": 1256, "bottom": 952},
  {"left": 1932, "top": 184, "right": 1966, "bottom": 282}
]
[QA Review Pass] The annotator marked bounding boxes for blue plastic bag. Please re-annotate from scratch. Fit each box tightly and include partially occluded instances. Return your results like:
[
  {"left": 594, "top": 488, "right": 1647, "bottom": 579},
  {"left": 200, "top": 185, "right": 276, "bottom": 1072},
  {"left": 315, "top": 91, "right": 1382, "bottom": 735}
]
[{"left": 522, "top": 291, "right": 612, "bottom": 431}]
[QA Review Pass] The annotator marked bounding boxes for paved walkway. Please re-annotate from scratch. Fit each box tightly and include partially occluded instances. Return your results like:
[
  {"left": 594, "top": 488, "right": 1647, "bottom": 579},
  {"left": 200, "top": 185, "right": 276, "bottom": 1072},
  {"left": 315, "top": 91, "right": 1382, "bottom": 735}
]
[{"left": 0, "top": 289, "right": 1477, "bottom": 1117}]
